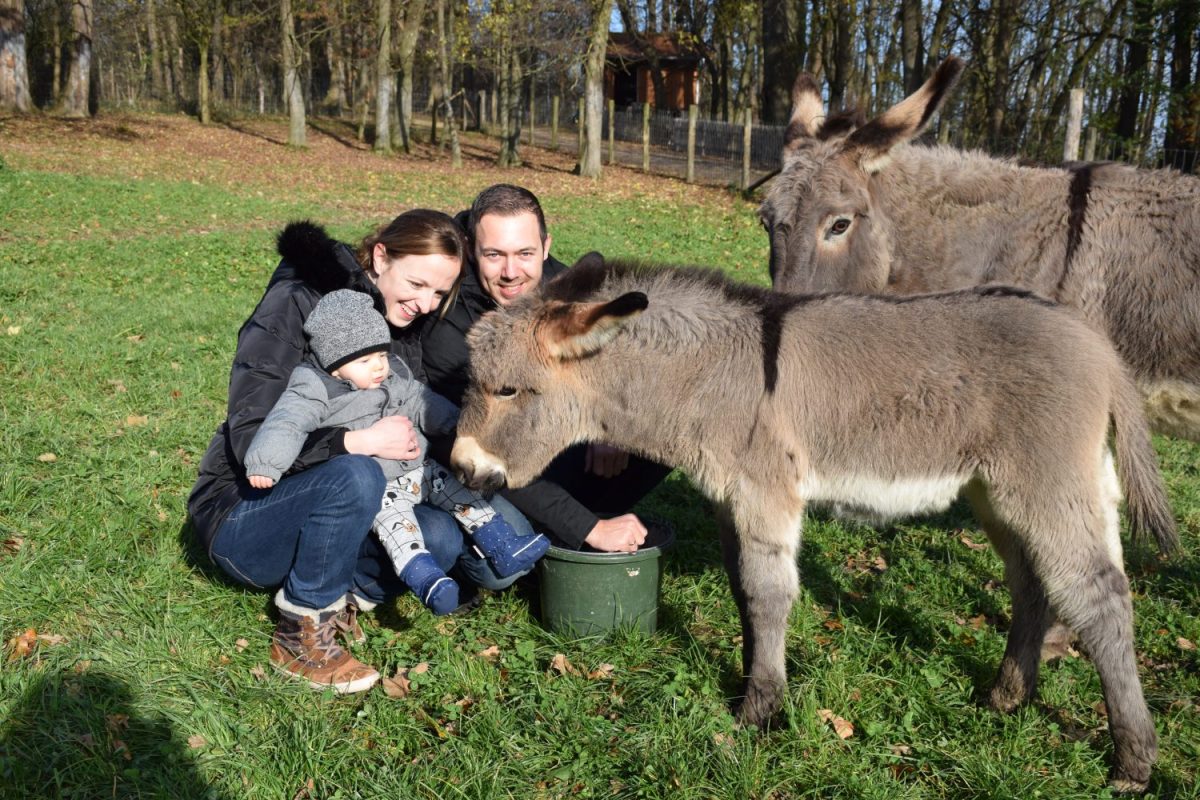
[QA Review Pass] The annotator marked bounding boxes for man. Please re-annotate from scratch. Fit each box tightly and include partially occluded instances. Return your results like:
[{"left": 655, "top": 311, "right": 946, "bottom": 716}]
[{"left": 422, "top": 184, "right": 671, "bottom": 553}]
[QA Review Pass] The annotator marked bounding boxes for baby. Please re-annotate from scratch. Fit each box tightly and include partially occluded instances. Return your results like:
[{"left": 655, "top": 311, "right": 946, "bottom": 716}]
[{"left": 244, "top": 290, "right": 549, "bottom": 614}]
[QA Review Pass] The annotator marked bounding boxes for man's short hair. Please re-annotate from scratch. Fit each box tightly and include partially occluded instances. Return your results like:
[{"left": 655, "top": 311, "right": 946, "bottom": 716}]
[{"left": 467, "top": 184, "right": 548, "bottom": 243}]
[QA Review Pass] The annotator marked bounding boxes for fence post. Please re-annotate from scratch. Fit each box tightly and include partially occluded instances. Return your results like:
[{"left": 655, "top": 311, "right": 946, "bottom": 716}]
[
  {"left": 607, "top": 98, "right": 616, "bottom": 165},
  {"left": 578, "top": 96, "right": 585, "bottom": 156},
  {"left": 741, "top": 107, "right": 752, "bottom": 189},
  {"left": 551, "top": 95, "right": 559, "bottom": 150},
  {"left": 1084, "top": 127, "right": 1097, "bottom": 161},
  {"left": 478, "top": 90, "right": 486, "bottom": 133},
  {"left": 686, "top": 104, "right": 698, "bottom": 184},
  {"left": 1063, "top": 88, "right": 1084, "bottom": 163},
  {"left": 642, "top": 102, "right": 650, "bottom": 173}
]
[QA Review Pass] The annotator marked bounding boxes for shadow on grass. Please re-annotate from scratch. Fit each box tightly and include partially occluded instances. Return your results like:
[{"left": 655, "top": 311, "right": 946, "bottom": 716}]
[{"left": 0, "top": 669, "right": 225, "bottom": 799}]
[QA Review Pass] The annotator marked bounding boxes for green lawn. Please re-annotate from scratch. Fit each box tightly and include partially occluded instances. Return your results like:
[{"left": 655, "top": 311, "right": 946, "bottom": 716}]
[{"left": 0, "top": 115, "right": 1197, "bottom": 800}]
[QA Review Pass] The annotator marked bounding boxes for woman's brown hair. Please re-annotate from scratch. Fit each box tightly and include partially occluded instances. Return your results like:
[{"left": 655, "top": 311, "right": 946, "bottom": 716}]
[{"left": 358, "top": 209, "right": 468, "bottom": 316}]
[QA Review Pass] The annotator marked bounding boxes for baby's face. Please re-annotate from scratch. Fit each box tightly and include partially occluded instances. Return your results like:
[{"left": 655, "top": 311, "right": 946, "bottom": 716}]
[{"left": 332, "top": 351, "right": 390, "bottom": 389}]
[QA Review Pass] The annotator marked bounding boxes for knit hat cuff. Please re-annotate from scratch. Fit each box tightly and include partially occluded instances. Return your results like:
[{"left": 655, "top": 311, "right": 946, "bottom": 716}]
[{"left": 326, "top": 344, "right": 390, "bottom": 373}]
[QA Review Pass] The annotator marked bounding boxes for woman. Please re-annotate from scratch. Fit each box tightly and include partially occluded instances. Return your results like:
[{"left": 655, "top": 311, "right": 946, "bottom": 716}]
[{"left": 187, "top": 210, "right": 536, "bottom": 694}]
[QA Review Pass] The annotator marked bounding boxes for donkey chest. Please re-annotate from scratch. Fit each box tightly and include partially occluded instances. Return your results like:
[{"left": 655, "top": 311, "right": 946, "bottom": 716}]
[{"left": 798, "top": 470, "right": 968, "bottom": 523}]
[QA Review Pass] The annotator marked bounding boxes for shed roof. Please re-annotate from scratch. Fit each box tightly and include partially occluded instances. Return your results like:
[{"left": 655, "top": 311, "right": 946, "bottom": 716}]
[{"left": 607, "top": 32, "right": 703, "bottom": 65}]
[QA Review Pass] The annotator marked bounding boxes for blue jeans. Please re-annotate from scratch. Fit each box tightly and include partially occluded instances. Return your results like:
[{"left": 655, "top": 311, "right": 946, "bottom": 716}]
[{"left": 210, "top": 455, "right": 533, "bottom": 610}]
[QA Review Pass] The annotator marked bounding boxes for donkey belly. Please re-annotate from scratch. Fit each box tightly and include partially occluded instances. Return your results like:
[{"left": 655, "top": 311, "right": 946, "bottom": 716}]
[
  {"left": 800, "top": 471, "right": 968, "bottom": 525},
  {"left": 1139, "top": 378, "right": 1200, "bottom": 441}
]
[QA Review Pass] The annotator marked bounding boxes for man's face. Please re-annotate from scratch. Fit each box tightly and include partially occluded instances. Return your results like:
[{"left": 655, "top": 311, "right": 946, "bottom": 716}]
[{"left": 474, "top": 211, "right": 551, "bottom": 306}]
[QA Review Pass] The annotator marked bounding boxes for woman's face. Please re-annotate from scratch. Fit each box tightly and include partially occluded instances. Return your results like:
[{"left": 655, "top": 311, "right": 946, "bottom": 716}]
[{"left": 370, "top": 244, "right": 461, "bottom": 327}]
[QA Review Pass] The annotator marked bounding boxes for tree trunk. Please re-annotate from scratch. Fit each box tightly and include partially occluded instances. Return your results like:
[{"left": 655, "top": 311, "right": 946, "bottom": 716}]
[
  {"left": 211, "top": 0, "right": 225, "bottom": 103},
  {"left": 987, "top": 0, "right": 1015, "bottom": 149},
  {"left": 578, "top": 0, "right": 612, "bottom": 177},
  {"left": 198, "top": 42, "right": 210, "bottom": 123},
  {"left": 167, "top": 10, "right": 185, "bottom": 103},
  {"left": 323, "top": 2, "right": 348, "bottom": 115},
  {"left": 760, "top": 0, "right": 805, "bottom": 124},
  {"left": 435, "top": 0, "right": 459, "bottom": 166},
  {"left": 497, "top": 45, "right": 522, "bottom": 166},
  {"left": 281, "top": 0, "right": 306, "bottom": 145},
  {"left": 60, "top": 0, "right": 93, "bottom": 117},
  {"left": 900, "top": 0, "right": 924, "bottom": 94},
  {"left": 1116, "top": 0, "right": 1153, "bottom": 141},
  {"left": 374, "top": 0, "right": 392, "bottom": 152},
  {"left": 396, "top": 0, "right": 428, "bottom": 153},
  {"left": 826, "top": 0, "right": 851, "bottom": 108},
  {"left": 1165, "top": 0, "right": 1199, "bottom": 170},
  {"left": 145, "top": 0, "right": 163, "bottom": 98},
  {"left": 0, "top": 0, "right": 32, "bottom": 112}
]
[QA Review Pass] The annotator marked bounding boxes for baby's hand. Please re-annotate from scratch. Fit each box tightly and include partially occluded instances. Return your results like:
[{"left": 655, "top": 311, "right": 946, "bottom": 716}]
[{"left": 248, "top": 475, "right": 275, "bottom": 490}]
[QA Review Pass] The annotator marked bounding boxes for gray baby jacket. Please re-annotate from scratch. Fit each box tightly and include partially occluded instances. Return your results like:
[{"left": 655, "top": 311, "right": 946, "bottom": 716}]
[{"left": 243, "top": 354, "right": 459, "bottom": 481}]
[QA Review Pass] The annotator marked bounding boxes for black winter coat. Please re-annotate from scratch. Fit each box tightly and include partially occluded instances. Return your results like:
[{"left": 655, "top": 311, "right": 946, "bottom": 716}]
[
  {"left": 420, "top": 236, "right": 603, "bottom": 547},
  {"left": 187, "top": 222, "right": 427, "bottom": 554}
]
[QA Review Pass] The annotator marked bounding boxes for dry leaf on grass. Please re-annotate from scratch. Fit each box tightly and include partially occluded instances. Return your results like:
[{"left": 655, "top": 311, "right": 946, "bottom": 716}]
[
  {"left": 234, "top": 638, "right": 249, "bottom": 652},
  {"left": 291, "top": 778, "right": 315, "bottom": 800},
  {"left": 187, "top": 734, "right": 207, "bottom": 749},
  {"left": 587, "top": 663, "right": 615, "bottom": 680},
  {"left": 125, "top": 415, "right": 149, "bottom": 427},
  {"left": 36, "top": 453, "right": 57, "bottom": 463},
  {"left": 550, "top": 653, "right": 580, "bottom": 676},
  {"left": 1178, "top": 637, "right": 1196, "bottom": 652},
  {"left": 2, "top": 536, "right": 23, "bottom": 556},
  {"left": 817, "top": 709, "right": 855, "bottom": 739},
  {"left": 959, "top": 533, "right": 989, "bottom": 551},
  {"left": 6, "top": 326, "right": 20, "bottom": 336},
  {"left": 382, "top": 663, "right": 429, "bottom": 699},
  {"left": 477, "top": 645, "right": 501, "bottom": 661},
  {"left": 250, "top": 665, "right": 267, "bottom": 681}
]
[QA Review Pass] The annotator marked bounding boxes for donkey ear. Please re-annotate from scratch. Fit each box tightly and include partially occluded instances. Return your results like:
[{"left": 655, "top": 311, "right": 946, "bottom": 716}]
[
  {"left": 543, "top": 292, "right": 649, "bottom": 360},
  {"left": 783, "top": 73, "right": 826, "bottom": 159},
  {"left": 846, "top": 57, "right": 965, "bottom": 173}
]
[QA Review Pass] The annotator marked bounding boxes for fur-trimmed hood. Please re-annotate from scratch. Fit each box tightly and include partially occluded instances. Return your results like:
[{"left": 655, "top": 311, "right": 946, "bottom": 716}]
[{"left": 273, "top": 220, "right": 369, "bottom": 296}]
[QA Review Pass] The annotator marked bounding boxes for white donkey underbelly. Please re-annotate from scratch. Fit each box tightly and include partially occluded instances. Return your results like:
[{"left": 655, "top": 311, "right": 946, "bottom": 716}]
[{"left": 799, "top": 471, "right": 968, "bottom": 524}]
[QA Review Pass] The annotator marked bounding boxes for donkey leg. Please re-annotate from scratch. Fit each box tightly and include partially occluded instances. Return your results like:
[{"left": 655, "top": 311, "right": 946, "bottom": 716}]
[
  {"left": 715, "top": 504, "right": 755, "bottom": 680},
  {"left": 965, "top": 482, "right": 1052, "bottom": 711},
  {"left": 723, "top": 501, "right": 801, "bottom": 729},
  {"left": 1044, "top": 554, "right": 1156, "bottom": 792}
]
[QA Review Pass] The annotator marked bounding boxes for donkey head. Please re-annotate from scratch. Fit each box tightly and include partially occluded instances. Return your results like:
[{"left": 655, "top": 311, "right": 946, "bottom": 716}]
[
  {"left": 760, "top": 57, "right": 965, "bottom": 294},
  {"left": 452, "top": 255, "right": 648, "bottom": 492}
]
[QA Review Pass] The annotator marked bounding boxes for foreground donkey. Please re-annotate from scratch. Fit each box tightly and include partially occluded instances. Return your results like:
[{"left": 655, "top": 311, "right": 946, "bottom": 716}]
[
  {"left": 761, "top": 57, "right": 1200, "bottom": 440},
  {"left": 452, "top": 255, "right": 1178, "bottom": 791}
]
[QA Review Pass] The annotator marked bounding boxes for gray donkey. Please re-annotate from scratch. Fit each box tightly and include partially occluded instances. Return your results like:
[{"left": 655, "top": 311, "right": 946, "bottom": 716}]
[
  {"left": 451, "top": 254, "right": 1178, "bottom": 792},
  {"left": 761, "top": 57, "right": 1200, "bottom": 440}
]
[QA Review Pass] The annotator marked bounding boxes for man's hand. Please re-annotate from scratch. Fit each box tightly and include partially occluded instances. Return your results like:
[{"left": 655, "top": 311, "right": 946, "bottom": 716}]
[
  {"left": 344, "top": 415, "right": 421, "bottom": 461},
  {"left": 248, "top": 475, "right": 275, "bottom": 489},
  {"left": 585, "top": 443, "right": 630, "bottom": 478},
  {"left": 584, "top": 513, "right": 647, "bottom": 552}
]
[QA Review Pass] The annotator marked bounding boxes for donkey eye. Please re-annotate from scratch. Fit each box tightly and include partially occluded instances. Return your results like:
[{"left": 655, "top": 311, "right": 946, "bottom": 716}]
[
  {"left": 830, "top": 217, "right": 852, "bottom": 235},
  {"left": 494, "top": 387, "right": 518, "bottom": 399}
]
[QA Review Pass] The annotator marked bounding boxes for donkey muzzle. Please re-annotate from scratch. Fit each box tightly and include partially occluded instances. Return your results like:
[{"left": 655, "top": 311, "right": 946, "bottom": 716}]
[{"left": 450, "top": 436, "right": 509, "bottom": 494}]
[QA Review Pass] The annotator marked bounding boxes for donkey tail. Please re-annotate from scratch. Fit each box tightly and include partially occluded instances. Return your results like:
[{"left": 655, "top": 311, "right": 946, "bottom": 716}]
[{"left": 1112, "top": 370, "right": 1179, "bottom": 554}]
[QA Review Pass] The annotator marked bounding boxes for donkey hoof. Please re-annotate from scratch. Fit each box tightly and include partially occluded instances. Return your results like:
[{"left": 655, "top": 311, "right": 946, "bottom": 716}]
[
  {"left": 1107, "top": 776, "right": 1149, "bottom": 795},
  {"left": 987, "top": 686, "right": 1024, "bottom": 714},
  {"left": 734, "top": 682, "right": 783, "bottom": 730}
]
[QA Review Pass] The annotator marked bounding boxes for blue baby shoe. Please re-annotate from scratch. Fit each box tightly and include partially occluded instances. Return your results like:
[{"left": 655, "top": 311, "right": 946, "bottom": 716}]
[
  {"left": 400, "top": 553, "right": 460, "bottom": 616},
  {"left": 472, "top": 515, "right": 550, "bottom": 578}
]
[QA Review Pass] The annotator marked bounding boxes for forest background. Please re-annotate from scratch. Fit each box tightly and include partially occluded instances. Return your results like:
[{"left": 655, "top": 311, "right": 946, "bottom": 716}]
[{"left": 0, "top": 0, "right": 1197, "bottom": 175}]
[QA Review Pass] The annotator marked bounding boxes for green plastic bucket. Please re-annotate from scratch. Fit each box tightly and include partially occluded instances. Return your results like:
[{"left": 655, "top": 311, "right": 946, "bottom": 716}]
[{"left": 538, "top": 522, "right": 675, "bottom": 637}]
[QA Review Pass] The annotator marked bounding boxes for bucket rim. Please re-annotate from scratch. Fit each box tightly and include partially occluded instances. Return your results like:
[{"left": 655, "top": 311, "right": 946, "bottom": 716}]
[{"left": 543, "top": 522, "right": 676, "bottom": 565}]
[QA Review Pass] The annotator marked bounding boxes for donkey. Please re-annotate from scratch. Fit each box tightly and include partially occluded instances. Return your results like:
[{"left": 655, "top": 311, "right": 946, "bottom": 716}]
[
  {"left": 451, "top": 254, "right": 1178, "bottom": 792},
  {"left": 760, "top": 57, "right": 1200, "bottom": 440}
]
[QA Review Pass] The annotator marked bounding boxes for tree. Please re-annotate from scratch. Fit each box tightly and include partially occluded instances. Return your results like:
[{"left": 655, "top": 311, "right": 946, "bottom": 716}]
[
  {"left": 281, "top": 0, "right": 305, "bottom": 145},
  {"left": 0, "top": 0, "right": 33, "bottom": 111},
  {"left": 433, "top": 0, "right": 459, "bottom": 166},
  {"left": 394, "top": 0, "right": 428, "bottom": 152},
  {"left": 1165, "top": 0, "right": 1199, "bottom": 171},
  {"left": 59, "top": 0, "right": 93, "bottom": 116},
  {"left": 578, "top": 0, "right": 612, "bottom": 176},
  {"left": 760, "top": 0, "right": 806, "bottom": 124},
  {"left": 374, "top": 0, "right": 392, "bottom": 152}
]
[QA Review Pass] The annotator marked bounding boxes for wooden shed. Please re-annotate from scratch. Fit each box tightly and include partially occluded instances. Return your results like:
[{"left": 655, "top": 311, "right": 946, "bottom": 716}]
[{"left": 605, "top": 32, "right": 701, "bottom": 111}]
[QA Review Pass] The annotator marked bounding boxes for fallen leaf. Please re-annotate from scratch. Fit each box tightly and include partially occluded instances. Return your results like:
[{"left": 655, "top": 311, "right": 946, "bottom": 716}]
[
  {"left": 250, "top": 665, "right": 267, "bottom": 681},
  {"left": 125, "top": 415, "right": 149, "bottom": 427},
  {"left": 382, "top": 672, "right": 412, "bottom": 698},
  {"left": 187, "top": 735, "right": 207, "bottom": 749},
  {"left": 235, "top": 638, "right": 249, "bottom": 652},
  {"left": 37, "top": 633, "right": 67, "bottom": 646},
  {"left": 37, "top": 453, "right": 57, "bottom": 463},
  {"left": 477, "top": 645, "right": 500, "bottom": 661},
  {"left": 105, "top": 714, "right": 129, "bottom": 733},
  {"left": 550, "top": 653, "right": 580, "bottom": 676},
  {"left": 112, "top": 739, "right": 132, "bottom": 760},
  {"left": 889, "top": 743, "right": 912, "bottom": 756},
  {"left": 823, "top": 619, "right": 844, "bottom": 631},
  {"left": 7, "top": 628, "right": 38, "bottom": 659},
  {"left": 817, "top": 709, "right": 855, "bottom": 739},
  {"left": 126, "top": 334, "right": 144, "bottom": 343},
  {"left": 291, "top": 778, "right": 315, "bottom": 800},
  {"left": 412, "top": 662, "right": 429, "bottom": 675},
  {"left": 587, "top": 663, "right": 616, "bottom": 680},
  {"left": 107, "top": 379, "right": 127, "bottom": 393},
  {"left": 6, "top": 326, "right": 20, "bottom": 335},
  {"left": 959, "top": 533, "right": 989, "bottom": 551},
  {"left": 2, "top": 536, "right": 23, "bottom": 555},
  {"left": 1178, "top": 637, "right": 1196, "bottom": 652},
  {"left": 712, "top": 732, "right": 734, "bottom": 747}
]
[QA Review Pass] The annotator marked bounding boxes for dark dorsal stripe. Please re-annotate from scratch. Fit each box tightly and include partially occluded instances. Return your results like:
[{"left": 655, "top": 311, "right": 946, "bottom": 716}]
[
  {"left": 758, "top": 294, "right": 804, "bottom": 393},
  {"left": 1058, "top": 163, "right": 1094, "bottom": 298}
]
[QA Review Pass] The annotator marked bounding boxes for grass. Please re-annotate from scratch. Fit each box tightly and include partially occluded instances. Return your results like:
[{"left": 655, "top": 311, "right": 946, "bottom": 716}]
[{"left": 0, "top": 112, "right": 1197, "bottom": 800}]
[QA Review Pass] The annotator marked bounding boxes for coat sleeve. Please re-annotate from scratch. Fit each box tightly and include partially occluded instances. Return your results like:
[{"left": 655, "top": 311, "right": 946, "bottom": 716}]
[
  {"left": 420, "top": 313, "right": 473, "bottom": 408},
  {"left": 224, "top": 291, "right": 345, "bottom": 474},
  {"left": 497, "top": 480, "right": 599, "bottom": 549},
  {"left": 242, "top": 369, "right": 331, "bottom": 481}
]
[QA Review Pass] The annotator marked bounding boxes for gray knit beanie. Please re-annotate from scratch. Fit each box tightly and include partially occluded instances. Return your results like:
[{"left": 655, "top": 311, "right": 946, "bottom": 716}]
[{"left": 303, "top": 290, "right": 391, "bottom": 372}]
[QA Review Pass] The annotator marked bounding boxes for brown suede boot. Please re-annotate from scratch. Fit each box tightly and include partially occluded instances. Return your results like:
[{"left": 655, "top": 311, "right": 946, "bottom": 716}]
[
  {"left": 333, "top": 594, "right": 375, "bottom": 646},
  {"left": 270, "top": 591, "right": 380, "bottom": 694}
]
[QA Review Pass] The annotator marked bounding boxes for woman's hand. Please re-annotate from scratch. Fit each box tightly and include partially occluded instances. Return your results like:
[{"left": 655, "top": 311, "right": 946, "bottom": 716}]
[
  {"left": 344, "top": 415, "right": 421, "bottom": 461},
  {"left": 584, "top": 514, "right": 647, "bottom": 552}
]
